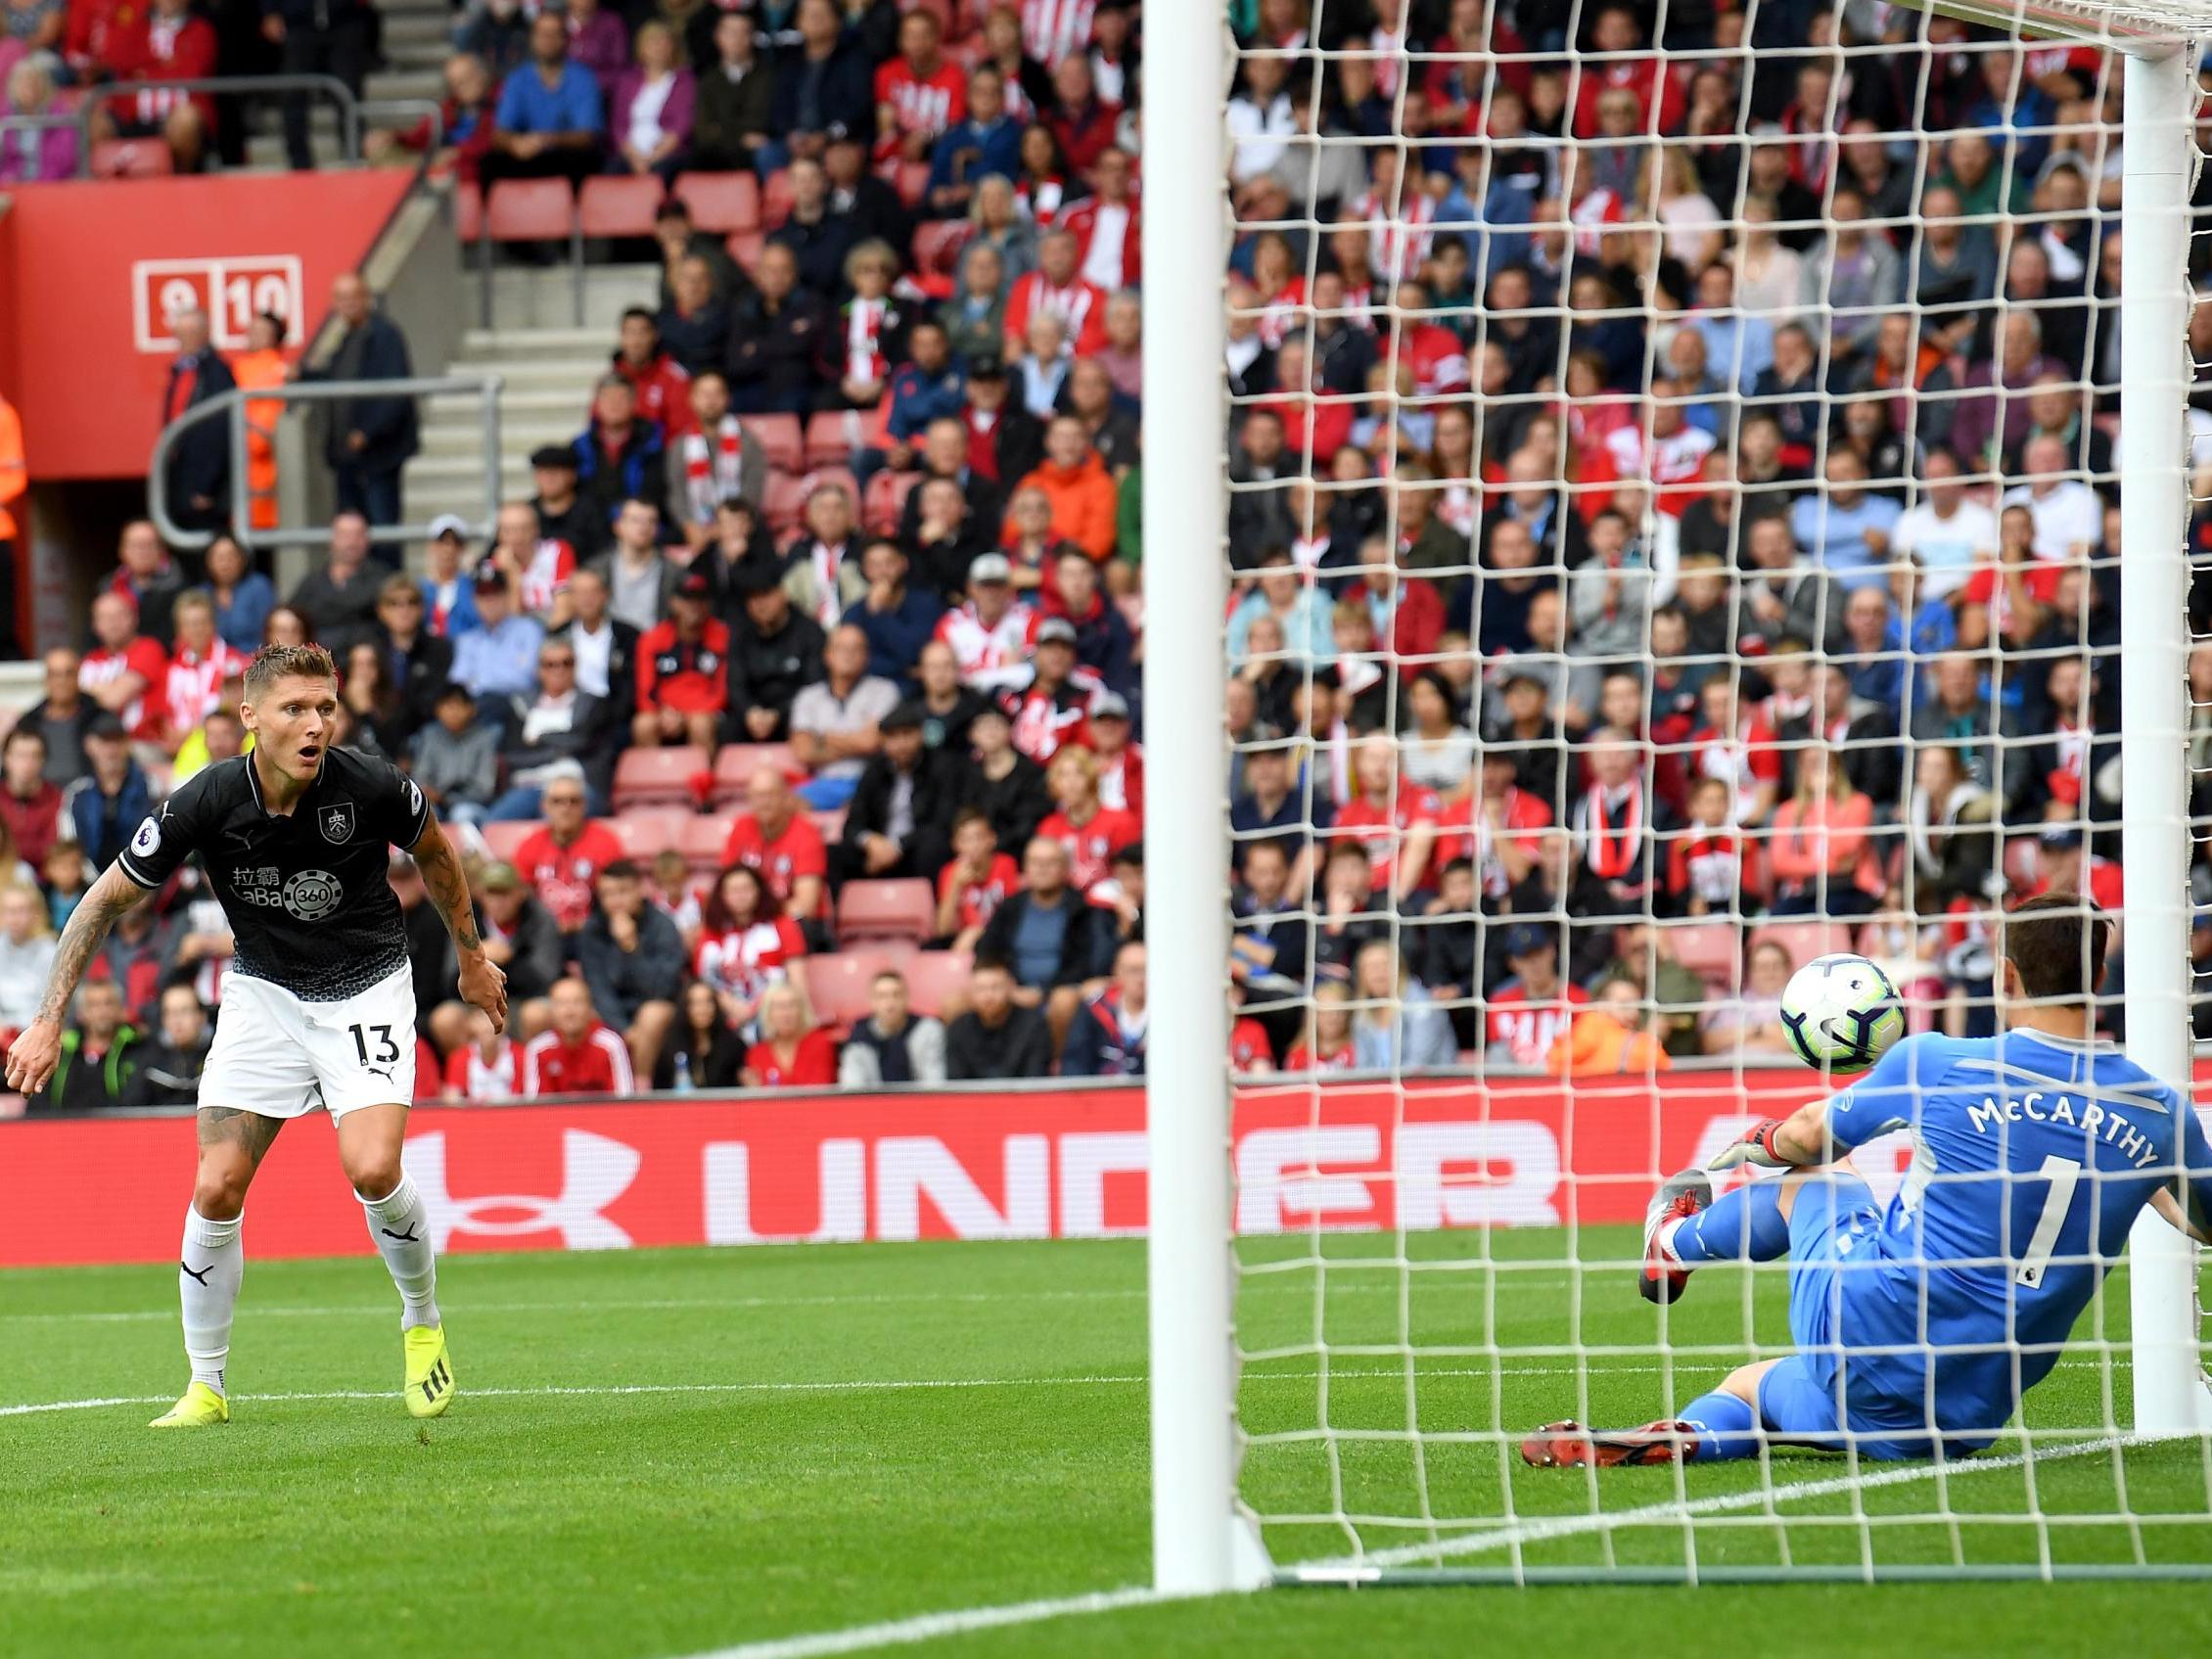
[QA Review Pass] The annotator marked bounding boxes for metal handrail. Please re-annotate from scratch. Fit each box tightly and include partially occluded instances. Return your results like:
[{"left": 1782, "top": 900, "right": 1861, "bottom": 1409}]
[
  {"left": 147, "top": 373, "right": 505, "bottom": 551},
  {"left": 0, "top": 89, "right": 442, "bottom": 177}
]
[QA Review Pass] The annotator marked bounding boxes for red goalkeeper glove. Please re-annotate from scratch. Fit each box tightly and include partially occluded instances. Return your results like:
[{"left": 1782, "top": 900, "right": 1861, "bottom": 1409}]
[{"left": 1707, "top": 1119, "right": 1792, "bottom": 1172}]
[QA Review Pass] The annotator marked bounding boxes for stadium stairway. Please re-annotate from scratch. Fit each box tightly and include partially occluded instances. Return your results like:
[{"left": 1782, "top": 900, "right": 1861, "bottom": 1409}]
[
  {"left": 237, "top": 0, "right": 451, "bottom": 169},
  {"left": 406, "top": 262, "right": 662, "bottom": 530}
]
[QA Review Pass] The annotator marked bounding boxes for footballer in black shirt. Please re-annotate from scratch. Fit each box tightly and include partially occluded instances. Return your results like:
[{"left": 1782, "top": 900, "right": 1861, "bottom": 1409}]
[{"left": 4, "top": 644, "right": 507, "bottom": 1428}]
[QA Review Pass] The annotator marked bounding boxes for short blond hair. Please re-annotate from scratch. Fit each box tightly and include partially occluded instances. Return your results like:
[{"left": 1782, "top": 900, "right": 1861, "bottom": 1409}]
[{"left": 243, "top": 642, "right": 338, "bottom": 703}]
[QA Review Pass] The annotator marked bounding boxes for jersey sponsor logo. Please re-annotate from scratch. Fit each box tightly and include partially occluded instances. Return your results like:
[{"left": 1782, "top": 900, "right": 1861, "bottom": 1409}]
[
  {"left": 129, "top": 816, "right": 161, "bottom": 859},
  {"left": 319, "top": 802, "right": 355, "bottom": 845},
  {"left": 282, "top": 868, "right": 345, "bottom": 921}
]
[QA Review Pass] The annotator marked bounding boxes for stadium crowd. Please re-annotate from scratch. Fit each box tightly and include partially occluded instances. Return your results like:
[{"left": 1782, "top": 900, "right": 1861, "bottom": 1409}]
[{"left": 0, "top": 0, "right": 2182, "bottom": 1112}]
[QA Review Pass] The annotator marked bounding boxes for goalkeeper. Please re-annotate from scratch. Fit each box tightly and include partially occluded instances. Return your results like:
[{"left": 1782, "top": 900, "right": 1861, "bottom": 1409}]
[{"left": 1525, "top": 892, "right": 2212, "bottom": 1468}]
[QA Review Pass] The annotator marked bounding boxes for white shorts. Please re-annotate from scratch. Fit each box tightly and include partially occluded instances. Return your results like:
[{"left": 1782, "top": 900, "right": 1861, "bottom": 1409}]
[{"left": 199, "top": 964, "right": 418, "bottom": 1120}]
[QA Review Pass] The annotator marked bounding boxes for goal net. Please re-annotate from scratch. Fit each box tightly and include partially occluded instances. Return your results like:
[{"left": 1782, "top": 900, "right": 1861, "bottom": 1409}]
[{"left": 1147, "top": 0, "right": 2212, "bottom": 1589}]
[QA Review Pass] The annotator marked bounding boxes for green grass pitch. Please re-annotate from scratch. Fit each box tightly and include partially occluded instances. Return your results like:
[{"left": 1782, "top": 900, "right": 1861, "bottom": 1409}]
[{"left": 5, "top": 1228, "right": 2211, "bottom": 1657}]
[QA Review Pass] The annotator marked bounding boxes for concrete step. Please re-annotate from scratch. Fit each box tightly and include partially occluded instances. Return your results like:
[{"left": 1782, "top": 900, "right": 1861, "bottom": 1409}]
[
  {"left": 424, "top": 386, "right": 589, "bottom": 422},
  {"left": 419, "top": 420, "right": 578, "bottom": 458},
  {"left": 381, "top": 10, "right": 451, "bottom": 46},
  {"left": 460, "top": 323, "right": 627, "bottom": 359},
  {"left": 444, "top": 362, "right": 606, "bottom": 400},
  {"left": 365, "top": 69, "right": 444, "bottom": 105}
]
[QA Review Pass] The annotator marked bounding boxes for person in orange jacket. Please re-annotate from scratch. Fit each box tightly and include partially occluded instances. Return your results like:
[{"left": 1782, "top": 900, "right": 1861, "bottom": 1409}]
[
  {"left": 1010, "top": 414, "right": 1116, "bottom": 562},
  {"left": 1546, "top": 978, "right": 1674, "bottom": 1078},
  {"left": 229, "top": 311, "right": 289, "bottom": 531}
]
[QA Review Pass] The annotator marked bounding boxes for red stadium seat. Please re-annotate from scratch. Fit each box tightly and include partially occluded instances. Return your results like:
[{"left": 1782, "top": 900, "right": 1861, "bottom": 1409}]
[
  {"left": 452, "top": 180, "right": 484, "bottom": 243},
  {"left": 802, "top": 948, "right": 896, "bottom": 1033},
  {"left": 807, "top": 465, "right": 860, "bottom": 510},
  {"left": 1748, "top": 921, "right": 1855, "bottom": 974},
  {"left": 804, "top": 409, "right": 860, "bottom": 469},
  {"left": 486, "top": 178, "right": 577, "bottom": 243},
  {"left": 672, "top": 169, "right": 760, "bottom": 233},
  {"left": 1660, "top": 921, "right": 1742, "bottom": 993},
  {"left": 862, "top": 468, "right": 918, "bottom": 534},
  {"left": 724, "top": 227, "right": 766, "bottom": 275},
  {"left": 760, "top": 167, "right": 795, "bottom": 228},
  {"left": 679, "top": 811, "right": 739, "bottom": 876},
  {"left": 578, "top": 173, "right": 666, "bottom": 239},
  {"left": 910, "top": 217, "right": 971, "bottom": 277},
  {"left": 899, "top": 949, "right": 973, "bottom": 1019},
  {"left": 478, "top": 820, "right": 539, "bottom": 867},
  {"left": 91, "top": 139, "right": 172, "bottom": 178},
  {"left": 751, "top": 414, "right": 805, "bottom": 473},
  {"left": 811, "top": 808, "right": 846, "bottom": 846},
  {"left": 711, "top": 743, "right": 800, "bottom": 806},
  {"left": 613, "top": 745, "right": 711, "bottom": 811},
  {"left": 761, "top": 469, "right": 809, "bottom": 534},
  {"left": 837, "top": 879, "right": 937, "bottom": 945},
  {"left": 608, "top": 807, "right": 691, "bottom": 861},
  {"left": 892, "top": 161, "right": 931, "bottom": 209}
]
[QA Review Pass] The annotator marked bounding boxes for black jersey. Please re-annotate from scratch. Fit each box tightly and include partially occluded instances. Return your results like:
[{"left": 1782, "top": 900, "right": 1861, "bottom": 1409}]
[{"left": 117, "top": 749, "right": 434, "bottom": 1001}]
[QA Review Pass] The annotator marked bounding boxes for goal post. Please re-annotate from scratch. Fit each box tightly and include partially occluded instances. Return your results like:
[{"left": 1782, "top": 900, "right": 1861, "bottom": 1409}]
[{"left": 1143, "top": 0, "right": 2212, "bottom": 1593}]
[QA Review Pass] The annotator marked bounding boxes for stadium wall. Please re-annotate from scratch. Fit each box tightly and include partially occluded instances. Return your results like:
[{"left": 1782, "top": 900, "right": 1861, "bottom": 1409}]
[{"left": 1, "top": 1068, "right": 2073, "bottom": 1268}]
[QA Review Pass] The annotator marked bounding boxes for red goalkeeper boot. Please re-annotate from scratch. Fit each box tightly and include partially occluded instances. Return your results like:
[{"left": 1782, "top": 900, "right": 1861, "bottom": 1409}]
[
  {"left": 1519, "top": 1419, "right": 1699, "bottom": 1468},
  {"left": 1639, "top": 1167, "right": 1713, "bottom": 1306}
]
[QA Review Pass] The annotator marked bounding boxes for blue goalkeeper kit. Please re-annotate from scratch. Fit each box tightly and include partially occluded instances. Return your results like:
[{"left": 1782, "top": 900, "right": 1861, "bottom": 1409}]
[{"left": 1697, "top": 1032, "right": 2212, "bottom": 1459}]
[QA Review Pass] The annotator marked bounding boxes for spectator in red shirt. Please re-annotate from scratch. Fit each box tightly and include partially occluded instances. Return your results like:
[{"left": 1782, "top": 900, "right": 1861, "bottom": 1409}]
[
  {"left": 1569, "top": 3, "right": 1686, "bottom": 140},
  {"left": 1037, "top": 745, "right": 1138, "bottom": 901},
  {"left": 720, "top": 763, "right": 829, "bottom": 923},
  {"left": 1285, "top": 982, "right": 1357, "bottom": 1074},
  {"left": 512, "top": 776, "right": 627, "bottom": 932},
  {"left": 80, "top": 590, "right": 168, "bottom": 749},
  {"left": 1484, "top": 923, "right": 1590, "bottom": 1070},
  {"left": 1003, "top": 229, "right": 1109, "bottom": 358},
  {"left": 875, "top": 5, "right": 964, "bottom": 161},
  {"left": 633, "top": 569, "right": 728, "bottom": 751},
  {"left": 0, "top": 727, "right": 62, "bottom": 876},
  {"left": 520, "top": 976, "right": 637, "bottom": 1095},
  {"left": 1688, "top": 674, "right": 1784, "bottom": 828},
  {"left": 1087, "top": 692, "right": 1142, "bottom": 818},
  {"left": 95, "top": 0, "right": 216, "bottom": 171},
  {"left": 935, "top": 806, "right": 1019, "bottom": 949},
  {"left": 612, "top": 308, "right": 694, "bottom": 439},
  {"left": 692, "top": 861, "right": 806, "bottom": 1032},
  {"left": 743, "top": 980, "right": 839, "bottom": 1088},
  {"left": 1327, "top": 734, "right": 1441, "bottom": 905}
]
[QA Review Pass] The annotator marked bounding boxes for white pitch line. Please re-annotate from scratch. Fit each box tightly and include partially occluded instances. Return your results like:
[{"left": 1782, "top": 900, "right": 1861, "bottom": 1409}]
[
  {"left": 1332, "top": 1432, "right": 2142, "bottom": 1572},
  {"left": 667, "top": 1588, "right": 1174, "bottom": 1659}
]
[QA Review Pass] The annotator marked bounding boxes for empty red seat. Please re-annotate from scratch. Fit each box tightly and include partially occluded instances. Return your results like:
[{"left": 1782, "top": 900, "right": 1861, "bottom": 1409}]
[
  {"left": 899, "top": 949, "right": 973, "bottom": 1019},
  {"left": 863, "top": 468, "right": 918, "bottom": 534},
  {"left": 486, "top": 178, "right": 577, "bottom": 243},
  {"left": 811, "top": 807, "right": 846, "bottom": 846},
  {"left": 679, "top": 811, "right": 739, "bottom": 876},
  {"left": 613, "top": 745, "right": 710, "bottom": 811},
  {"left": 672, "top": 169, "right": 760, "bottom": 233},
  {"left": 761, "top": 470, "right": 809, "bottom": 534},
  {"left": 452, "top": 179, "right": 484, "bottom": 243},
  {"left": 609, "top": 807, "right": 691, "bottom": 861},
  {"left": 92, "top": 139, "right": 172, "bottom": 179},
  {"left": 802, "top": 948, "right": 896, "bottom": 1034},
  {"left": 478, "top": 820, "right": 539, "bottom": 867},
  {"left": 910, "top": 218, "right": 971, "bottom": 277},
  {"left": 837, "top": 879, "right": 937, "bottom": 945},
  {"left": 804, "top": 409, "right": 860, "bottom": 469},
  {"left": 892, "top": 161, "right": 931, "bottom": 208},
  {"left": 1748, "top": 921, "right": 1854, "bottom": 974},
  {"left": 1660, "top": 921, "right": 1742, "bottom": 991},
  {"left": 751, "top": 414, "right": 805, "bottom": 473},
  {"left": 760, "top": 167, "right": 795, "bottom": 228},
  {"left": 578, "top": 173, "right": 666, "bottom": 239},
  {"left": 712, "top": 743, "right": 800, "bottom": 806}
]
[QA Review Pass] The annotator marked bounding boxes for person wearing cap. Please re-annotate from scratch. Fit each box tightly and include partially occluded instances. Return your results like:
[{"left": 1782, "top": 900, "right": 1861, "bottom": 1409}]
[
  {"left": 960, "top": 697, "right": 1050, "bottom": 854},
  {"left": 528, "top": 444, "right": 606, "bottom": 562},
  {"left": 61, "top": 712, "right": 154, "bottom": 874},
  {"left": 788, "top": 623, "right": 899, "bottom": 809},
  {"left": 726, "top": 564, "right": 827, "bottom": 743},
  {"left": 1086, "top": 689, "right": 1143, "bottom": 819},
  {"left": 842, "top": 538, "right": 943, "bottom": 685},
  {"left": 632, "top": 569, "right": 731, "bottom": 753},
  {"left": 932, "top": 551, "right": 1039, "bottom": 684},
  {"left": 484, "top": 499, "right": 578, "bottom": 627},
  {"left": 450, "top": 561, "right": 546, "bottom": 712},
  {"left": 572, "top": 376, "right": 669, "bottom": 542},
  {"left": 1486, "top": 922, "right": 1590, "bottom": 1070},
  {"left": 994, "top": 615, "right": 1103, "bottom": 766},
  {"left": 725, "top": 242, "right": 829, "bottom": 416},
  {"left": 1042, "top": 545, "right": 1133, "bottom": 694},
  {"left": 667, "top": 370, "right": 767, "bottom": 554},
  {"left": 957, "top": 349, "right": 1045, "bottom": 486},
  {"left": 420, "top": 516, "right": 481, "bottom": 639},
  {"left": 833, "top": 695, "right": 962, "bottom": 888}
]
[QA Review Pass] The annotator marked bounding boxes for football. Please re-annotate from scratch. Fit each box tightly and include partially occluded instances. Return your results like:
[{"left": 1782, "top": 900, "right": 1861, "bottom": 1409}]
[{"left": 1778, "top": 952, "right": 1907, "bottom": 1073}]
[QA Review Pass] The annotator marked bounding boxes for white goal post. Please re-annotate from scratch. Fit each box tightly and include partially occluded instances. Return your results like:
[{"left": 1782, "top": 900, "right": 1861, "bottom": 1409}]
[{"left": 1143, "top": 0, "right": 2212, "bottom": 1595}]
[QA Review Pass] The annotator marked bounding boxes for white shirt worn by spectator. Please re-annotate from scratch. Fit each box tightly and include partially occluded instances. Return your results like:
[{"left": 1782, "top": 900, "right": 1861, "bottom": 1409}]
[
  {"left": 567, "top": 617, "right": 616, "bottom": 700},
  {"left": 1892, "top": 495, "right": 1999, "bottom": 598},
  {"left": 789, "top": 673, "right": 901, "bottom": 783},
  {"left": 0, "top": 932, "right": 55, "bottom": 1028},
  {"left": 1999, "top": 479, "right": 2101, "bottom": 565}
]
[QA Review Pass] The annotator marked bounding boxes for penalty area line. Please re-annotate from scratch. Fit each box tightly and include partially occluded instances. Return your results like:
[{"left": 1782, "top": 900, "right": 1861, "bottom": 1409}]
[{"left": 667, "top": 1587, "right": 1175, "bottom": 1659}]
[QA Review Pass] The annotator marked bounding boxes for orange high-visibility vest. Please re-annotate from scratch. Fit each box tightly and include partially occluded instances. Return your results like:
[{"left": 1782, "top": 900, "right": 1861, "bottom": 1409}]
[
  {"left": 0, "top": 395, "right": 24, "bottom": 542},
  {"left": 230, "top": 348, "right": 287, "bottom": 530}
]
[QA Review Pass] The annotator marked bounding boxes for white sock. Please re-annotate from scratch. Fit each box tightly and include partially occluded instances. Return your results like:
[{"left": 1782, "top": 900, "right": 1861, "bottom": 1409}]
[
  {"left": 362, "top": 1174, "right": 440, "bottom": 1331},
  {"left": 180, "top": 1208, "right": 244, "bottom": 1396}
]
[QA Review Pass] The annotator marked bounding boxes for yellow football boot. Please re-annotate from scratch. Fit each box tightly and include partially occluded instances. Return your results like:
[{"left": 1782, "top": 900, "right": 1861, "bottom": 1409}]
[
  {"left": 149, "top": 1381, "right": 229, "bottom": 1429},
  {"left": 404, "top": 1324, "right": 454, "bottom": 1419}
]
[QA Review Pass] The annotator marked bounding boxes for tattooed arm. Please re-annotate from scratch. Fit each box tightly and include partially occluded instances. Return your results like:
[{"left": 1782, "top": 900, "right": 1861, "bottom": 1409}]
[
  {"left": 409, "top": 817, "right": 509, "bottom": 1033},
  {"left": 3, "top": 863, "right": 152, "bottom": 1094}
]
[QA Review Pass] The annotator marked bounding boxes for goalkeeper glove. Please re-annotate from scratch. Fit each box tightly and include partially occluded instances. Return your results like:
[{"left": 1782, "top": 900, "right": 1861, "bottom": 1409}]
[{"left": 1708, "top": 1119, "right": 1793, "bottom": 1172}]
